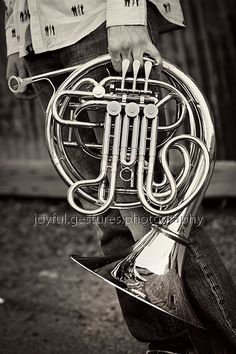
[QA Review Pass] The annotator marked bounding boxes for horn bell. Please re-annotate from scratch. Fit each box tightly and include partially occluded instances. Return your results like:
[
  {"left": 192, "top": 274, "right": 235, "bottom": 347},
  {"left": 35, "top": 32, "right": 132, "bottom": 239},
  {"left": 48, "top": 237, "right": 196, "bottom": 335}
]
[{"left": 71, "top": 224, "right": 204, "bottom": 329}]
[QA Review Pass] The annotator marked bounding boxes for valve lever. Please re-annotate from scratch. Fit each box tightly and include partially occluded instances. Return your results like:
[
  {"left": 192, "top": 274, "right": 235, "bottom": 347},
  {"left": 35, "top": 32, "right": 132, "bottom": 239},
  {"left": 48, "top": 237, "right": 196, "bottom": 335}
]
[
  {"left": 121, "top": 59, "right": 130, "bottom": 91},
  {"left": 132, "top": 60, "right": 141, "bottom": 91},
  {"left": 144, "top": 60, "right": 152, "bottom": 92}
]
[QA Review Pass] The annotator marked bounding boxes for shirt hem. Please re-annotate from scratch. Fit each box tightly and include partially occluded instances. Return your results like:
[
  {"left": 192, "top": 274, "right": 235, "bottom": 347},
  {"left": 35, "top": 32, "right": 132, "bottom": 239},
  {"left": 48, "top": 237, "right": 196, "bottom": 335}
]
[
  {"left": 21, "top": 18, "right": 106, "bottom": 57},
  {"left": 106, "top": 21, "right": 147, "bottom": 28}
]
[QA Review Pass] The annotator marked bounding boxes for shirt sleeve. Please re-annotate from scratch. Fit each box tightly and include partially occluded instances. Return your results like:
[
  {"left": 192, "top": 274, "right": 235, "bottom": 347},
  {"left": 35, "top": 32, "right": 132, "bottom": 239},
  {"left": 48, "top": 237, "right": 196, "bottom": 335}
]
[
  {"left": 4, "top": 0, "right": 19, "bottom": 56},
  {"left": 148, "top": 0, "right": 185, "bottom": 29},
  {"left": 106, "top": 0, "right": 147, "bottom": 27}
]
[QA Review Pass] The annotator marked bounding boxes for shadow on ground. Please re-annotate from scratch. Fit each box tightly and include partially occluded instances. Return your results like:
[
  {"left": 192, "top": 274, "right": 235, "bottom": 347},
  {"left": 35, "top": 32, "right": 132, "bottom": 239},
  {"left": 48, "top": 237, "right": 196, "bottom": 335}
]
[{"left": 0, "top": 198, "right": 235, "bottom": 354}]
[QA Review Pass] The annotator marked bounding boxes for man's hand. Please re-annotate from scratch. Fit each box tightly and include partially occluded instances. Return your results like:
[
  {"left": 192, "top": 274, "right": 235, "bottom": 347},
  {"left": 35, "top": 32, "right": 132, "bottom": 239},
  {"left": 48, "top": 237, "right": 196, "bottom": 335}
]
[
  {"left": 108, "top": 25, "right": 162, "bottom": 72},
  {"left": 6, "top": 53, "right": 36, "bottom": 100}
]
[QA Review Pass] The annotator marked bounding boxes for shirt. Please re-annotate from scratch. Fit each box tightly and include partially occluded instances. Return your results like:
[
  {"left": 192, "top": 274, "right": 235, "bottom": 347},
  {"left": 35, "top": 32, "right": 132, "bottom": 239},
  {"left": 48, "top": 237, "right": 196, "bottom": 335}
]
[{"left": 4, "top": 0, "right": 185, "bottom": 57}]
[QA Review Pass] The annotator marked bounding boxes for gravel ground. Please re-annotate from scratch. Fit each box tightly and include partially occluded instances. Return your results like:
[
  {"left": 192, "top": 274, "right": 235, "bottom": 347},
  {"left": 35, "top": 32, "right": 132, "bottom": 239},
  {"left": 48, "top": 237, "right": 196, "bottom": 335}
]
[{"left": 0, "top": 198, "right": 235, "bottom": 354}]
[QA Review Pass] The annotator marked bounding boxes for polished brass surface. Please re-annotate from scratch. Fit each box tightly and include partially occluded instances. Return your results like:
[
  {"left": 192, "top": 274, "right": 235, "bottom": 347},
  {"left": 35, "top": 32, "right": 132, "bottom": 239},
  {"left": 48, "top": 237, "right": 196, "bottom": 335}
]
[{"left": 9, "top": 55, "right": 215, "bottom": 328}]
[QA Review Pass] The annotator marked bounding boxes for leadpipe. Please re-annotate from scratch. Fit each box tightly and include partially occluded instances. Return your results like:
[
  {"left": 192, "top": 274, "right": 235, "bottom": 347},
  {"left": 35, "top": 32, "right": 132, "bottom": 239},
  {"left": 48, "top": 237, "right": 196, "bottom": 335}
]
[{"left": 8, "top": 65, "right": 81, "bottom": 94}]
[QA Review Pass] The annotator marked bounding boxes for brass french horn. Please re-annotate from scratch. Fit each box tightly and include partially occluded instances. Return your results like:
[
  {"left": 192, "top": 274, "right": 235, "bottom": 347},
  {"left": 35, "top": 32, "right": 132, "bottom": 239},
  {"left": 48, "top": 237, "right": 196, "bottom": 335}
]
[{"left": 9, "top": 54, "right": 216, "bottom": 328}]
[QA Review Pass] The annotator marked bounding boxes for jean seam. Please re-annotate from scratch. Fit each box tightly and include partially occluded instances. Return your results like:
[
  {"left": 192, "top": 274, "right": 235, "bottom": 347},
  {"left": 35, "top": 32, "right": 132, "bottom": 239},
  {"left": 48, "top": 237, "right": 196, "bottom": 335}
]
[{"left": 190, "top": 240, "right": 236, "bottom": 340}]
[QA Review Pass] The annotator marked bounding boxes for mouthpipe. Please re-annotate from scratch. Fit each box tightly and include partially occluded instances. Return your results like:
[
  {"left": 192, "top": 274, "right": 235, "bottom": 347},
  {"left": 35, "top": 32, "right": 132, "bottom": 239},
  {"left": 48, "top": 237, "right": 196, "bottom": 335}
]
[
  {"left": 8, "top": 75, "right": 31, "bottom": 94},
  {"left": 8, "top": 64, "right": 81, "bottom": 94}
]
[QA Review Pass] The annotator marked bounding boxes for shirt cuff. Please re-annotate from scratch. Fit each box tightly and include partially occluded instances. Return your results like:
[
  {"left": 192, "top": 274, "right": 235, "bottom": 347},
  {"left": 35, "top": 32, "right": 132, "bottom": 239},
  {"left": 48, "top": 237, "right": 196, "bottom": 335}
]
[
  {"left": 107, "top": 0, "right": 147, "bottom": 28},
  {"left": 5, "top": 25, "right": 19, "bottom": 56}
]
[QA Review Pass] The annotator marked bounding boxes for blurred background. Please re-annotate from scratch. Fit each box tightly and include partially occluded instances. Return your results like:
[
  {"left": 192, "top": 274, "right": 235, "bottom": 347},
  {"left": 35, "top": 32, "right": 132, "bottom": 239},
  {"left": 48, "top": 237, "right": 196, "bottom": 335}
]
[{"left": 0, "top": 1, "right": 236, "bottom": 353}]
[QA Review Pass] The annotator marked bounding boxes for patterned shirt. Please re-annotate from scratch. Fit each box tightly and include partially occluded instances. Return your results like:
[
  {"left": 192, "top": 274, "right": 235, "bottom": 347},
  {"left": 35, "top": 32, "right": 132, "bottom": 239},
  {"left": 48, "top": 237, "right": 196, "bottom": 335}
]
[{"left": 4, "top": 0, "right": 185, "bottom": 57}]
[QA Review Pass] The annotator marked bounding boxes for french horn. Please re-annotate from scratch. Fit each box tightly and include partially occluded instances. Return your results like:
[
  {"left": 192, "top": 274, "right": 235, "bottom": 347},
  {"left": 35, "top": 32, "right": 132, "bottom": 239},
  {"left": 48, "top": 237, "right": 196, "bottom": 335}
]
[{"left": 9, "top": 54, "right": 216, "bottom": 328}]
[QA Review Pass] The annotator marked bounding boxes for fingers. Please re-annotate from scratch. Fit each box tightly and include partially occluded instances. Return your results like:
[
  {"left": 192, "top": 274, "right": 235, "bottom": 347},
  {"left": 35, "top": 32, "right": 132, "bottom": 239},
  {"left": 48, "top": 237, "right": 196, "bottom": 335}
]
[
  {"left": 20, "top": 62, "right": 37, "bottom": 100},
  {"left": 109, "top": 43, "right": 122, "bottom": 72},
  {"left": 132, "top": 48, "right": 144, "bottom": 69},
  {"left": 17, "top": 83, "right": 37, "bottom": 101},
  {"left": 108, "top": 26, "right": 163, "bottom": 73},
  {"left": 16, "top": 57, "right": 28, "bottom": 79},
  {"left": 6, "top": 55, "right": 18, "bottom": 81},
  {"left": 6, "top": 64, "right": 17, "bottom": 81},
  {"left": 109, "top": 45, "right": 162, "bottom": 74},
  {"left": 122, "top": 47, "right": 133, "bottom": 72},
  {"left": 9, "top": 56, "right": 36, "bottom": 100}
]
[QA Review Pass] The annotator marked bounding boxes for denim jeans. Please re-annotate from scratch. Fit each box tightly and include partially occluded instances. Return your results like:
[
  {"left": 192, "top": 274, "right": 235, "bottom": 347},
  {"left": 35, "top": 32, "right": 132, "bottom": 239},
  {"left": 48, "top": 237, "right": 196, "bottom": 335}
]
[{"left": 24, "top": 4, "right": 236, "bottom": 353}]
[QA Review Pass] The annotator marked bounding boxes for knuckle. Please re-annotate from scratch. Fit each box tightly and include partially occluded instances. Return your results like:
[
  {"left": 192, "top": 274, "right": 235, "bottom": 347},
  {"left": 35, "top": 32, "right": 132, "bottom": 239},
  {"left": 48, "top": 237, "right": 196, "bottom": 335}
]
[
  {"left": 110, "top": 41, "right": 130, "bottom": 54},
  {"left": 113, "top": 65, "right": 121, "bottom": 73},
  {"left": 121, "top": 41, "right": 130, "bottom": 51},
  {"left": 108, "top": 43, "right": 120, "bottom": 54},
  {"left": 133, "top": 53, "right": 143, "bottom": 64},
  {"left": 133, "top": 37, "right": 145, "bottom": 48},
  {"left": 110, "top": 56, "right": 121, "bottom": 72}
]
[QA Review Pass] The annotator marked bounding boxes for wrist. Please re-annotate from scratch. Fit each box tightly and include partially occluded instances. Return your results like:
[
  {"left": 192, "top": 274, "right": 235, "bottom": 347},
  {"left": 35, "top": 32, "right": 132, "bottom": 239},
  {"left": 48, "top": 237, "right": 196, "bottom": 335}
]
[{"left": 106, "top": 0, "right": 147, "bottom": 28}]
